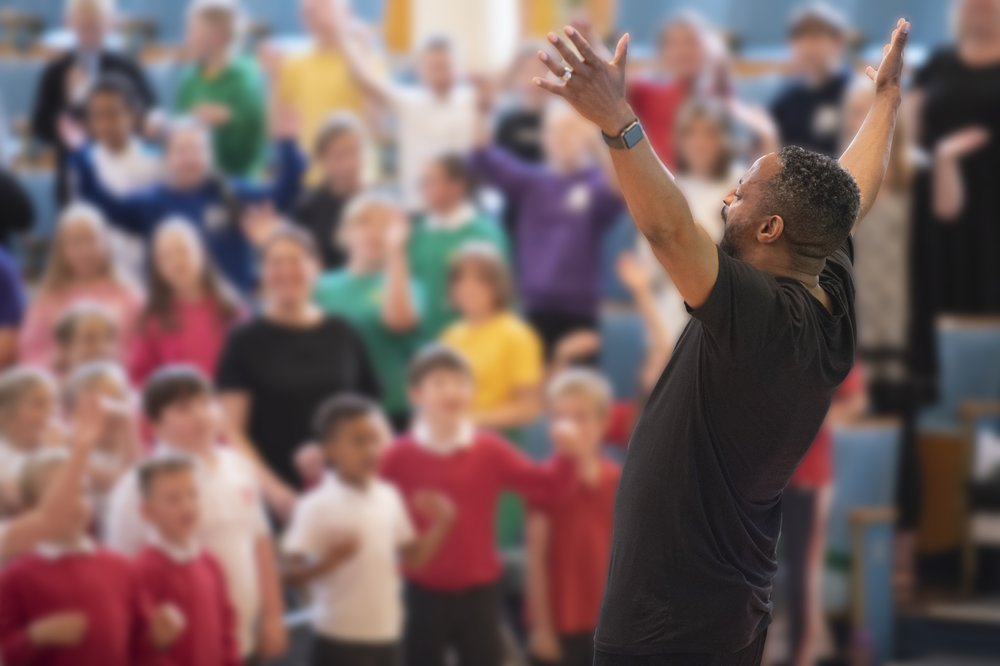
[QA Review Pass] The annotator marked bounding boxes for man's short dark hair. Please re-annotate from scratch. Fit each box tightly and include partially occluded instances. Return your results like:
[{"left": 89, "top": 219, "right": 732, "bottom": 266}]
[
  {"left": 407, "top": 343, "right": 472, "bottom": 387},
  {"left": 138, "top": 453, "right": 196, "bottom": 497},
  {"left": 313, "top": 394, "right": 380, "bottom": 442},
  {"left": 142, "top": 365, "right": 212, "bottom": 422},
  {"left": 86, "top": 73, "right": 141, "bottom": 112},
  {"left": 767, "top": 145, "right": 860, "bottom": 260}
]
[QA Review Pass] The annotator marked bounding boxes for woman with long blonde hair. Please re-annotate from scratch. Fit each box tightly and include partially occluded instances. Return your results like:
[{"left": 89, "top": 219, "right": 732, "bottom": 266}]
[{"left": 19, "top": 203, "right": 142, "bottom": 369}]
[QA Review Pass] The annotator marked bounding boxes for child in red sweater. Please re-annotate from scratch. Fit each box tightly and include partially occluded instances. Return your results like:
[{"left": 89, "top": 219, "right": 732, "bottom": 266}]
[
  {"left": 380, "top": 344, "right": 587, "bottom": 666},
  {"left": 133, "top": 454, "right": 241, "bottom": 666},
  {"left": 525, "top": 369, "right": 621, "bottom": 666},
  {"left": 0, "top": 450, "right": 168, "bottom": 666}
]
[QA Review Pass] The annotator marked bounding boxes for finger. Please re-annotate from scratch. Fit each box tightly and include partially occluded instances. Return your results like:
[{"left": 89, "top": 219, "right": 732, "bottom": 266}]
[
  {"left": 546, "top": 32, "right": 583, "bottom": 67},
  {"left": 611, "top": 33, "right": 629, "bottom": 67},
  {"left": 564, "top": 25, "right": 599, "bottom": 64},
  {"left": 538, "top": 50, "right": 568, "bottom": 78},
  {"left": 533, "top": 76, "right": 567, "bottom": 97},
  {"left": 865, "top": 66, "right": 877, "bottom": 81}
]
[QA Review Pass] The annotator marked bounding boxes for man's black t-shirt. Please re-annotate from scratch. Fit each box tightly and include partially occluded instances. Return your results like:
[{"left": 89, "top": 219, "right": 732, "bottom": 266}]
[
  {"left": 216, "top": 315, "right": 381, "bottom": 484},
  {"left": 595, "top": 240, "right": 856, "bottom": 656}
]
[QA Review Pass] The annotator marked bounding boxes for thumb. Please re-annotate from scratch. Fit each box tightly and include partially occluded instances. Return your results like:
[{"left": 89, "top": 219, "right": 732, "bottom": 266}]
[{"left": 612, "top": 33, "right": 629, "bottom": 67}]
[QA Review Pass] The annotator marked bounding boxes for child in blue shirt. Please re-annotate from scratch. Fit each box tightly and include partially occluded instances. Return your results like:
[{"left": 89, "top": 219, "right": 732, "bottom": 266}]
[{"left": 69, "top": 116, "right": 305, "bottom": 292}]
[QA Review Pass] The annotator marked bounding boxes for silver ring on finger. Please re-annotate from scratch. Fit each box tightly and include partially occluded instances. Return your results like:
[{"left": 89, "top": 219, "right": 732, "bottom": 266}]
[{"left": 561, "top": 66, "right": 574, "bottom": 83}]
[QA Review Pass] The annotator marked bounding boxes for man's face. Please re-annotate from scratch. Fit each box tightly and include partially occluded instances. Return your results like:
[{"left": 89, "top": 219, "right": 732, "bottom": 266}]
[{"left": 720, "top": 154, "right": 781, "bottom": 259}]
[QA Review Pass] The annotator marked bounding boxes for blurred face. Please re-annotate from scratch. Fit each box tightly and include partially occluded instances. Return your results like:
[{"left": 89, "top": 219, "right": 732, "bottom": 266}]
[
  {"left": 418, "top": 46, "right": 456, "bottom": 94},
  {"left": 720, "top": 154, "right": 782, "bottom": 260},
  {"left": 301, "top": 0, "right": 345, "bottom": 38},
  {"left": 142, "top": 469, "right": 200, "bottom": 543},
  {"left": 186, "top": 11, "right": 233, "bottom": 61},
  {"left": 789, "top": 28, "right": 846, "bottom": 80},
  {"left": 408, "top": 369, "right": 474, "bottom": 425},
  {"left": 511, "top": 52, "right": 549, "bottom": 107},
  {"left": 341, "top": 206, "right": 393, "bottom": 270},
  {"left": 165, "top": 127, "right": 213, "bottom": 189},
  {"left": 36, "top": 463, "right": 92, "bottom": 541},
  {"left": 2, "top": 382, "right": 56, "bottom": 448},
  {"left": 549, "top": 391, "right": 607, "bottom": 455},
  {"left": 67, "top": 2, "right": 111, "bottom": 51},
  {"left": 261, "top": 239, "right": 319, "bottom": 310},
  {"left": 64, "top": 314, "right": 118, "bottom": 371},
  {"left": 86, "top": 91, "right": 134, "bottom": 149},
  {"left": 319, "top": 131, "right": 363, "bottom": 194},
  {"left": 323, "top": 412, "right": 389, "bottom": 484},
  {"left": 450, "top": 262, "right": 499, "bottom": 320},
  {"left": 956, "top": 0, "right": 1000, "bottom": 38},
  {"left": 153, "top": 224, "right": 206, "bottom": 295},
  {"left": 677, "top": 114, "right": 727, "bottom": 179},
  {"left": 153, "top": 395, "right": 218, "bottom": 451},
  {"left": 542, "top": 107, "right": 592, "bottom": 172},
  {"left": 420, "top": 161, "right": 466, "bottom": 213},
  {"left": 59, "top": 216, "right": 107, "bottom": 280},
  {"left": 659, "top": 21, "right": 706, "bottom": 81}
]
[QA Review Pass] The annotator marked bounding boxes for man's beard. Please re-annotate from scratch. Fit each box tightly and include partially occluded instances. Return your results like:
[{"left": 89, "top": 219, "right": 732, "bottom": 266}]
[{"left": 719, "top": 225, "right": 741, "bottom": 259}]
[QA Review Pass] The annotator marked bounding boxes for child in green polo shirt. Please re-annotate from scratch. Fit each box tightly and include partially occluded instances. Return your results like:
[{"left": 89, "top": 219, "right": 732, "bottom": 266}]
[
  {"left": 408, "top": 153, "right": 510, "bottom": 339},
  {"left": 176, "top": 0, "right": 267, "bottom": 177},
  {"left": 313, "top": 191, "right": 425, "bottom": 430}
]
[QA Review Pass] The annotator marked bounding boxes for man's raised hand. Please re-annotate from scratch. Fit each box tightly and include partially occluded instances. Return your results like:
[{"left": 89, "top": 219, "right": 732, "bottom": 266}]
[
  {"left": 534, "top": 26, "right": 635, "bottom": 137},
  {"left": 865, "top": 18, "right": 910, "bottom": 96}
]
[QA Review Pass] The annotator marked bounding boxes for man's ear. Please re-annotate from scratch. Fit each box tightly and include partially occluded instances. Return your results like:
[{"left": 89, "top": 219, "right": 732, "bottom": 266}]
[{"left": 757, "top": 215, "right": 784, "bottom": 245}]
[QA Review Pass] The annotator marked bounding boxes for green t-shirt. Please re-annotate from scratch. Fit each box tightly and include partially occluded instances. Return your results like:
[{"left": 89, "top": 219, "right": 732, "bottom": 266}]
[
  {"left": 176, "top": 57, "right": 267, "bottom": 177},
  {"left": 408, "top": 213, "right": 510, "bottom": 340},
  {"left": 313, "top": 269, "right": 425, "bottom": 416}
]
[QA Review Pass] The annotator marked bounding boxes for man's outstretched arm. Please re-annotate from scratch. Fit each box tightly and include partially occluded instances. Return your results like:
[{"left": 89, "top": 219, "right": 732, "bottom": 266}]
[
  {"left": 840, "top": 18, "right": 910, "bottom": 231},
  {"left": 535, "top": 28, "right": 719, "bottom": 309}
]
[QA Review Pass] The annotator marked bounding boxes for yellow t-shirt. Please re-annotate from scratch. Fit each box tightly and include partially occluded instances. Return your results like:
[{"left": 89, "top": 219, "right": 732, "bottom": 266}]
[
  {"left": 277, "top": 47, "right": 369, "bottom": 151},
  {"left": 441, "top": 312, "right": 544, "bottom": 415}
]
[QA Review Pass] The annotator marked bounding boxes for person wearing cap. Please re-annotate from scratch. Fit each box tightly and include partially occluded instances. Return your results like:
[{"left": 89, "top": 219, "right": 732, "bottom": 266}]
[
  {"left": 176, "top": 0, "right": 268, "bottom": 177},
  {"left": 769, "top": 2, "right": 853, "bottom": 156}
]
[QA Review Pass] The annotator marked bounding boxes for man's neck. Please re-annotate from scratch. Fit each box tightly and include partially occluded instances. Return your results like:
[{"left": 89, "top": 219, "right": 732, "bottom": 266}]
[
  {"left": 419, "top": 417, "right": 465, "bottom": 445},
  {"left": 100, "top": 137, "right": 131, "bottom": 155},
  {"left": 333, "top": 469, "right": 370, "bottom": 490},
  {"left": 161, "top": 439, "right": 215, "bottom": 462}
]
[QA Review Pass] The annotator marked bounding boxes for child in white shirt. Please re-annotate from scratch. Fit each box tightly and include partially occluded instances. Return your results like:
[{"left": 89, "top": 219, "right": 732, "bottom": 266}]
[{"left": 282, "top": 394, "right": 454, "bottom": 666}]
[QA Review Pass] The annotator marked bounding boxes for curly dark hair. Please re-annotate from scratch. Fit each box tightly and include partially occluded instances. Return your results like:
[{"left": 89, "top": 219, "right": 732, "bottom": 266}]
[{"left": 765, "top": 145, "right": 861, "bottom": 260}]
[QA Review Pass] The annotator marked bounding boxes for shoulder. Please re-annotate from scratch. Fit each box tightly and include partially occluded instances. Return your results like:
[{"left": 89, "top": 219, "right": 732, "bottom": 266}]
[
  {"left": 215, "top": 446, "right": 257, "bottom": 478},
  {"left": 497, "top": 313, "right": 540, "bottom": 341}
]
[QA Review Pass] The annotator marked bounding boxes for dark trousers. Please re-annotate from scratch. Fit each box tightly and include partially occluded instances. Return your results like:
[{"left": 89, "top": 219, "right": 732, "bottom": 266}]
[
  {"left": 310, "top": 634, "right": 401, "bottom": 666},
  {"left": 593, "top": 629, "right": 767, "bottom": 666},
  {"left": 530, "top": 631, "right": 595, "bottom": 666},
  {"left": 781, "top": 486, "right": 820, "bottom": 663},
  {"left": 526, "top": 310, "right": 600, "bottom": 361},
  {"left": 404, "top": 582, "right": 503, "bottom": 666}
]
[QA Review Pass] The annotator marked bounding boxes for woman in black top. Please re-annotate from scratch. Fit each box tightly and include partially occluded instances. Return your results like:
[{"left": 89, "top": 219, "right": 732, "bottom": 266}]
[
  {"left": 912, "top": 1, "right": 1000, "bottom": 318},
  {"left": 217, "top": 227, "right": 379, "bottom": 520}
]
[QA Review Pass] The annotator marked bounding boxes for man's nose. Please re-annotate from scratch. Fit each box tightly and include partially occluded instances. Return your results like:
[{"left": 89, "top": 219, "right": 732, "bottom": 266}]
[{"left": 722, "top": 191, "right": 735, "bottom": 206}]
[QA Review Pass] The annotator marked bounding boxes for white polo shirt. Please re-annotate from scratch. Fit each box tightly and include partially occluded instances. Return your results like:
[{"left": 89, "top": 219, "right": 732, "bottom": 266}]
[
  {"left": 282, "top": 473, "right": 415, "bottom": 642},
  {"left": 102, "top": 444, "right": 269, "bottom": 658}
]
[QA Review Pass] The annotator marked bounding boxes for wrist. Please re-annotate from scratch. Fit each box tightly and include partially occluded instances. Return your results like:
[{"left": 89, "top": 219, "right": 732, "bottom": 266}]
[{"left": 599, "top": 103, "right": 637, "bottom": 138}]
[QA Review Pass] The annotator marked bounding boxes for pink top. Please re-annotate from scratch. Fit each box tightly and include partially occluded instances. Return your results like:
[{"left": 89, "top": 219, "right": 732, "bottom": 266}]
[
  {"left": 18, "top": 280, "right": 143, "bottom": 369},
  {"left": 128, "top": 297, "right": 240, "bottom": 384}
]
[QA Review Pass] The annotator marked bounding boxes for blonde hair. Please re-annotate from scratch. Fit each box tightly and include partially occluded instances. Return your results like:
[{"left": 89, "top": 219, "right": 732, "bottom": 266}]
[
  {"left": 337, "top": 189, "right": 404, "bottom": 249},
  {"left": 63, "top": 360, "right": 128, "bottom": 411},
  {"left": 0, "top": 367, "right": 56, "bottom": 422},
  {"left": 40, "top": 204, "right": 122, "bottom": 294},
  {"left": 448, "top": 242, "right": 514, "bottom": 312},
  {"left": 548, "top": 367, "right": 613, "bottom": 415}
]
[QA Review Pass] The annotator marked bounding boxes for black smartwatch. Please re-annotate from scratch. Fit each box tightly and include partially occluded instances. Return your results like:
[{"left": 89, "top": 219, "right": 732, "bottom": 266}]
[{"left": 602, "top": 119, "right": 645, "bottom": 150}]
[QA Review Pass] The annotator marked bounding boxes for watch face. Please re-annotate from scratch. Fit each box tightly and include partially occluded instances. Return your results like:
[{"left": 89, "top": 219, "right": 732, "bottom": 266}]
[{"left": 623, "top": 123, "right": 644, "bottom": 148}]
